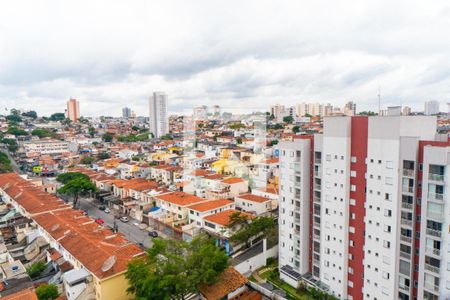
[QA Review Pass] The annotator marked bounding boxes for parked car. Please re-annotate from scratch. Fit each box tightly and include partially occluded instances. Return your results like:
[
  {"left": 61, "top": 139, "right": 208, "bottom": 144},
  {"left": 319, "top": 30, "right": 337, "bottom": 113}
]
[
  {"left": 104, "top": 208, "right": 110, "bottom": 214},
  {"left": 119, "top": 216, "right": 129, "bottom": 223},
  {"left": 95, "top": 218, "right": 105, "bottom": 225},
  {"left": 83, "top": 210, "right": 88, "bottom": 216},
  {"left": 148, "top": 231, "right": 158, "bottom": 238},
  {"left": 99, "top": 205, "right": 106, "bottom": 211}
]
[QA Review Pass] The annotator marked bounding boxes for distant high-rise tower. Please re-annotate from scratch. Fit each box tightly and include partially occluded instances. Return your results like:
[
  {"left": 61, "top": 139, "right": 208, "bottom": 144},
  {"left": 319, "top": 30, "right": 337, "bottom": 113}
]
[
  {"left": 66, "top": 98, "right": 80, "bottom": 122},
  {"left": 212, "top": 105, "right": 221, "bottom": 116},
  {"left": 424, "top": 100, "right": 440, "bottom": 115},
  {"left": 343, "top": 101, "right": 356, "bottom": 116},
  {"left": 149, "top": 92, "right": 168, "bottom": 138},
  {"left": 122, "top": 107, "right": 132, "bottom": 118}
]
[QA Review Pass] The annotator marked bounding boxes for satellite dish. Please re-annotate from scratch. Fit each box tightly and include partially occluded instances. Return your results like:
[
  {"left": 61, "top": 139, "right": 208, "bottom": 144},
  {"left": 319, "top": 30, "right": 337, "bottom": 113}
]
[
  {"left": 101, "top": 255, "right": 117, "bottom": 272},
  {"left": 51, "top": 224, "right": 60, "bottom": 232}
]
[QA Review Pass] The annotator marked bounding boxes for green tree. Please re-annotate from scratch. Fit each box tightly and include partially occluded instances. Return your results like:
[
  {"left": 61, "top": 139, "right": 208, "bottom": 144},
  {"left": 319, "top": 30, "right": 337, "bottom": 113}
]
[
  {"left": 88, "top": 127, "right": 96, "bottom": 137},
  {"left": 102, "top": 133, "right": 113, "bottom": 142},
  {"left": 49, "top": 113, "right": 65, "bottom": 121},
  {"left": 80, "top": 156, "right": 94, "bottom": 165},
  {"left": 283, "top": 115, "right": 294, "bottom": 123},
  {"left": 56, "top": 172, "right": 89, "bottom": 184},
  {"left": 6, "top": 114, "right": 22, "bottom": 122},
  {"left": 31, "top": 128, "right": 55, "bottom": 138},
  {"left": 0, "top": 152, "right": 13, "bottom": 173},
  {"left": 229, "top": 216, "right": 277, "bottom": 248},
  {"left": 97, "top": 152, "right": 111, "bottom": 160},
  {"left": 22, "top": 111, "right": 37, "bottom": 119},
  {"left": 58, "top": 176, "right": 96, "bottom": 209},
  {"left": 26, "top": 261, "right": 46, "bottom": 279},
  {"left": 7, "top": 126, "right": 28, "bottom": 136},
  {"left": 292, "top": 125, "right": 300, "bottom": 133},
  {"left": 36, "top": 284, "right": 59, "bottom": 300},
  {"left": 272, "top": 123, "right": 283, "bottom": 130},
  {"left": 61, "top": 118, "right": 72, "bottom": 126},
  {"left": 160, "top": 134, "right": 173, "bottom": 140},
  {"left": 126, "top": 234, "right": 229, "bottom": 300}
]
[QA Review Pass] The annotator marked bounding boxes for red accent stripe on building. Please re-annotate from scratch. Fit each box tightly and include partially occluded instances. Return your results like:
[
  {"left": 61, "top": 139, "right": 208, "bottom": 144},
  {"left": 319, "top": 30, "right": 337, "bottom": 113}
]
[{"left": 348, "top": 116, "right": 368, "bottom": 300}]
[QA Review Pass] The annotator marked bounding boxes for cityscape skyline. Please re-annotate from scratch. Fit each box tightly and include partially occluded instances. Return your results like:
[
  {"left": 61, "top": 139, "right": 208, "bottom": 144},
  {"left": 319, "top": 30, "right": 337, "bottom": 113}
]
[{"left": 1, "top": 1, "right": 450, "bottom": 116}]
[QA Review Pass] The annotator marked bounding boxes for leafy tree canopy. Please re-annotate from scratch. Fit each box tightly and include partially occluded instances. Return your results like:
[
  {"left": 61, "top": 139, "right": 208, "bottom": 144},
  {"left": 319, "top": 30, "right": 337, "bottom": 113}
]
[
  {"left": 22, "top": 111, "right": 37, "bottom": 119},
  {"left": 49, "top": 113, "right": 65, "bottom": 121},
  {"left": 56, "top": 172, "right": 89, "bottom": 184},
  {"left": 58, "top": 175, "right": 96, "bottom": 208},
  {"left": 126, "top": 235, "right": 229, "bottom": 300},
  {"left": 36, "top": 284, "right": 59, "bottom": 300},
  {"left": 283, "top": 115, "right": 294, "bottom": 123},
  {"left": 102, "top": 133, "right": 114, "bottom": 142},
  {"left": 0, "top": 152, "right": 13, "bottom": 173}
]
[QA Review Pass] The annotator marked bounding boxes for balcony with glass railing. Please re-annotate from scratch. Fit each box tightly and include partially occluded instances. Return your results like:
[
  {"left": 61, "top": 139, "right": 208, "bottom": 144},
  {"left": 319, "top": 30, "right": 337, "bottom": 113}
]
[
  {"left": 402, "top": 185, "right": 414, "bottom": 194},
  {"left": 425, "top": 264, "right": 440, "bottom": 274},
  {"left": 400, "top": 235, "right": 412, "bottom": 243},
  {"left": 401, "top": 202, "right": 413, "bottom": 210},
  {"left": 426, "top": 247, "right": 441, "bottom": 257},
  {"left": 400, "top": 251, "right": 411, "bottom": 260},
  {"left": 429, "top": 173, "right": 445, "bottom": 182},
  {"left": 401, "top": 218, "right": 413, "bottom": 227},
  {"left": 426, "top": 228, "right": 442, "bottom": 238},
  {"left": 428, "top": 192, "right": 444, "bottom": 202},
  {"left": 403, "top": 169, "right": 415, "bottom": 177},
  {"left": 424, "top": 282, "right": 440, "bottom": 293},
  {"left": 427, "top": 211, "right": 444, "bottom": 222}
]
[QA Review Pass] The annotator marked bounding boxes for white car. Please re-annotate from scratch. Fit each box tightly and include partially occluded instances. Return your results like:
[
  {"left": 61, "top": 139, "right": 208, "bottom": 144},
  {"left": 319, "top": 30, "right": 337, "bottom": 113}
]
[
  {"left": 104, "top": 208, "right": 110, "bottom": 214},
  {"left": 120, "top": 216, "right": 129, "bottom": 223}
]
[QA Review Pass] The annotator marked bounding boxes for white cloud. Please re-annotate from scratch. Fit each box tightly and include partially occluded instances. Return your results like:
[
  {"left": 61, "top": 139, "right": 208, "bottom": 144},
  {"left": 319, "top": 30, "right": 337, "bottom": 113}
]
[{"left": 1, "top": 0, "right": 450, "bottom": 116}]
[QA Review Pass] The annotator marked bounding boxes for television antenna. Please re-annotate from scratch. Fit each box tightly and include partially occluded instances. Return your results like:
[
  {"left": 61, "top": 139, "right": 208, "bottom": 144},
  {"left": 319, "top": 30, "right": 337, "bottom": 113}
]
[{"left": 101, "top": 255, "right": 117, "bottom": 272}]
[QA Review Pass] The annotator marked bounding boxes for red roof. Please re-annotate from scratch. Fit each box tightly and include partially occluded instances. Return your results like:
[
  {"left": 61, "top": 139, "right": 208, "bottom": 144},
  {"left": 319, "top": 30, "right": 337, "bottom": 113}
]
[
  {"left": 187, "top": 199, "right": 234, "bottom": 212},
  {"left": 157, "top": 192, "right": 207, "bottom": 207},
  {"left": 203, "top": 209, "right": 252, "bottom": 226},
  {"left": 222, "top": 177, "right": 245, "bottom": 184},
  {"left": 236, "top": 193, "right": 271, "bottom": 203}
]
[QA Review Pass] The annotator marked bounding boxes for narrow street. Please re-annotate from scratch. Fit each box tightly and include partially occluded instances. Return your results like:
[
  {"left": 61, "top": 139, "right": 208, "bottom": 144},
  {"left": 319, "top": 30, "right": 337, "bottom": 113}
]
[{"left": 77, "top": 197, "right": 155, "bottom": 249}]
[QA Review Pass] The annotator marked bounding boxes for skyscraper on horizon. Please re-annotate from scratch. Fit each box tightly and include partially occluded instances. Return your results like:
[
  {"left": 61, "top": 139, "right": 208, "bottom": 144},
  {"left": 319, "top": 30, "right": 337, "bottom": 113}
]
[
  {"left": 122, "top": 107, "right": 132, "bottom": 118},
  {"left": 149, "top": 92, "right": 168, "bottom": 138},
  {"left": 66, "top": 98, "right": 80, "bottom": 123},
  {"left": 424, "top": 100, "right": 440, "bottom": 115}
]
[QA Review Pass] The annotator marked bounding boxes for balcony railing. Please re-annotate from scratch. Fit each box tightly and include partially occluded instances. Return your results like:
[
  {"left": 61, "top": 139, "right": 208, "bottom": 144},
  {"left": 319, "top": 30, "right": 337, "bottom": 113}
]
[
  {"left": 314, "top": 183, "right": 321, "bottom": 190},
  {"left": 429, "top": 173, "right": 445, "bottom": 182},
  {"left": 428, "top": 192, "right": 444, "bottom": 202},
  {"left": 401, "top": 218, "right": 413, "bottom": 227},
  {"left": 401, "top": 202, "right": 413, "bottom": 210},
  {"left": 315, "top": 158, "right": 322, "bottom": 164},
  {"left": 314, "top": 221, "right": 321, "bottom": 228},
  {"left": 403, "top": 169, "right": 415, "bottom": 177},
  {"left": 294, "top": 206, "right": 301, "bottom": 212},
  {"left": 313, "top": 195, "right": 321, "bottom": 203},
  {"left": 424, "top": 282, "right": 439, "bottom": 292},
  {"left": 400, "top": 235, "right": 412, "bottom": 243},
  {"left": 425, "top": 264, "right": 440, "bottom": 274},
  {"left": 427, "top": 211, "right": 444, "bottom": 221},
  {"left": 426, "top": 228, "right": 442, "bottom": 238},
  {"left": 402, "top": 186, "right": 414, "bottom": 193},
  {"left": 294, "top": 217, "right": 301, "bottom": 224},
  {"left": 426, "top": 247, "right": 441, "bottom": 257},
  {"left": 398, "top": 283, "right": 410, "bottom": 292},
  {"left": 400, "top": 251, "right": 411, "bottom": 260}
]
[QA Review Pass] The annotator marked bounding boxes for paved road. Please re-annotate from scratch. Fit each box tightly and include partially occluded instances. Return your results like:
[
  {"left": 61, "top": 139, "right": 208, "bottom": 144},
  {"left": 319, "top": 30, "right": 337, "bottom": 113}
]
[{"left": 77, "top": 197, "right": 155, "bottom": 249}]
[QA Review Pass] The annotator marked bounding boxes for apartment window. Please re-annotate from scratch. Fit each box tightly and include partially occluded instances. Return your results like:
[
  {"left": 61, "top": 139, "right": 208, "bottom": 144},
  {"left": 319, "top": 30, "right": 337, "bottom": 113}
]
[
  {"left": 385, "top": 177, "right": 393, "bottom": 185},
  {"left": 351, "top": 185, "right": 356, "bottom": 191},
  {"left": 385, "top": 193, "right": 392, "bottom": 201},
  {"left": 351, "top": 156, "right": 357, "bottom": 163},
  {"left": 351, "top": 170, "right": 356, "bottom": 177},
  {"left": 386, "top": 161, "right": 393, "bottom": 169},
  {"left": 326, "top": 154, "right": 331, "bottom": 161},
  {"left": 383, "top": 240, "right": 391, "bottom": 248}
]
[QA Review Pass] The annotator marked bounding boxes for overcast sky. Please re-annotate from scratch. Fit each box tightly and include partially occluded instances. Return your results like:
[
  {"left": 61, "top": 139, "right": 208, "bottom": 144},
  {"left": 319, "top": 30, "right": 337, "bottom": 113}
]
[{"left": 1, "top": 1, "right": 450, "bottom": 117}]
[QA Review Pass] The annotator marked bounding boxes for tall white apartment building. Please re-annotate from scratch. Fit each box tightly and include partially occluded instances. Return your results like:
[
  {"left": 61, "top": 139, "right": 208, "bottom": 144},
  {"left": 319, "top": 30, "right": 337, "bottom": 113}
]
[
  {"left": 424, "top": 100, "right": 440, "bottom": 116},
  {"left": 417, "top": 142, "right": 450, "bottom": 300},
  {"left": 278, "top": 115, "right": 443, "bottom": 300},
  {"left": 149, "top": 92, "right": 169, "bottom": 138}
]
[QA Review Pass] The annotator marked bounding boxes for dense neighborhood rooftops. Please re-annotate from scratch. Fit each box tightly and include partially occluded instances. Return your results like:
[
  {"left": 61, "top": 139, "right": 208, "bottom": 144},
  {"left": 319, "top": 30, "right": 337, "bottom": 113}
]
[
  {"left": 222, "top": 177, "right": 245, "bottom": 184},
  {"left": 0, "top": 173, "right": 71, "bottom": 215},
  {"left": 33, "top": 209, "right": 144, "bottom": 279},
  {"left": 187, "top": 199, "right": 233, "bottom": 212}
]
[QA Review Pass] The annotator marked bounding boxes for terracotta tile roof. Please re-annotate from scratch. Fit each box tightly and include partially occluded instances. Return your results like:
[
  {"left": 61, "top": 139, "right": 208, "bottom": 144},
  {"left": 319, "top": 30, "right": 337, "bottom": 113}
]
[
  {"left": 33, "top": 209, "right": 144, "bottom": 279},
  {"left": 187, "top": 199, "right": 234, "bottom": 212},
  {"left": 236, "top": 194, "right": 271, "bottom": 203},
  {"left": 262, "top": 157, "right": 279, "bottom": 164},
  {"left": 199, "top": 267, "right": 248, "bottom": 300},
  {"left": 256, "top": 187, "right": 278, "bottom": 195},
  {"left": 203, "top": 209, "right": 252, "bottom": 226},
  {"left": 203, "top": 174, "right": 224, "bottom": 180},
  {"left": 156, "top": 192, "right": 207, "bottom": 207},
  {"left": 222, "top": 177, "right": 245, "bottom": 184},
  {"left": 2, "top": 288, "right": 38, "bottom": 300},
  {"left": 190, "top": 169, "right": 212, "bottom": 177},
  {"left": 0, "top": 173, "right": 71, "bottom": 215}
]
